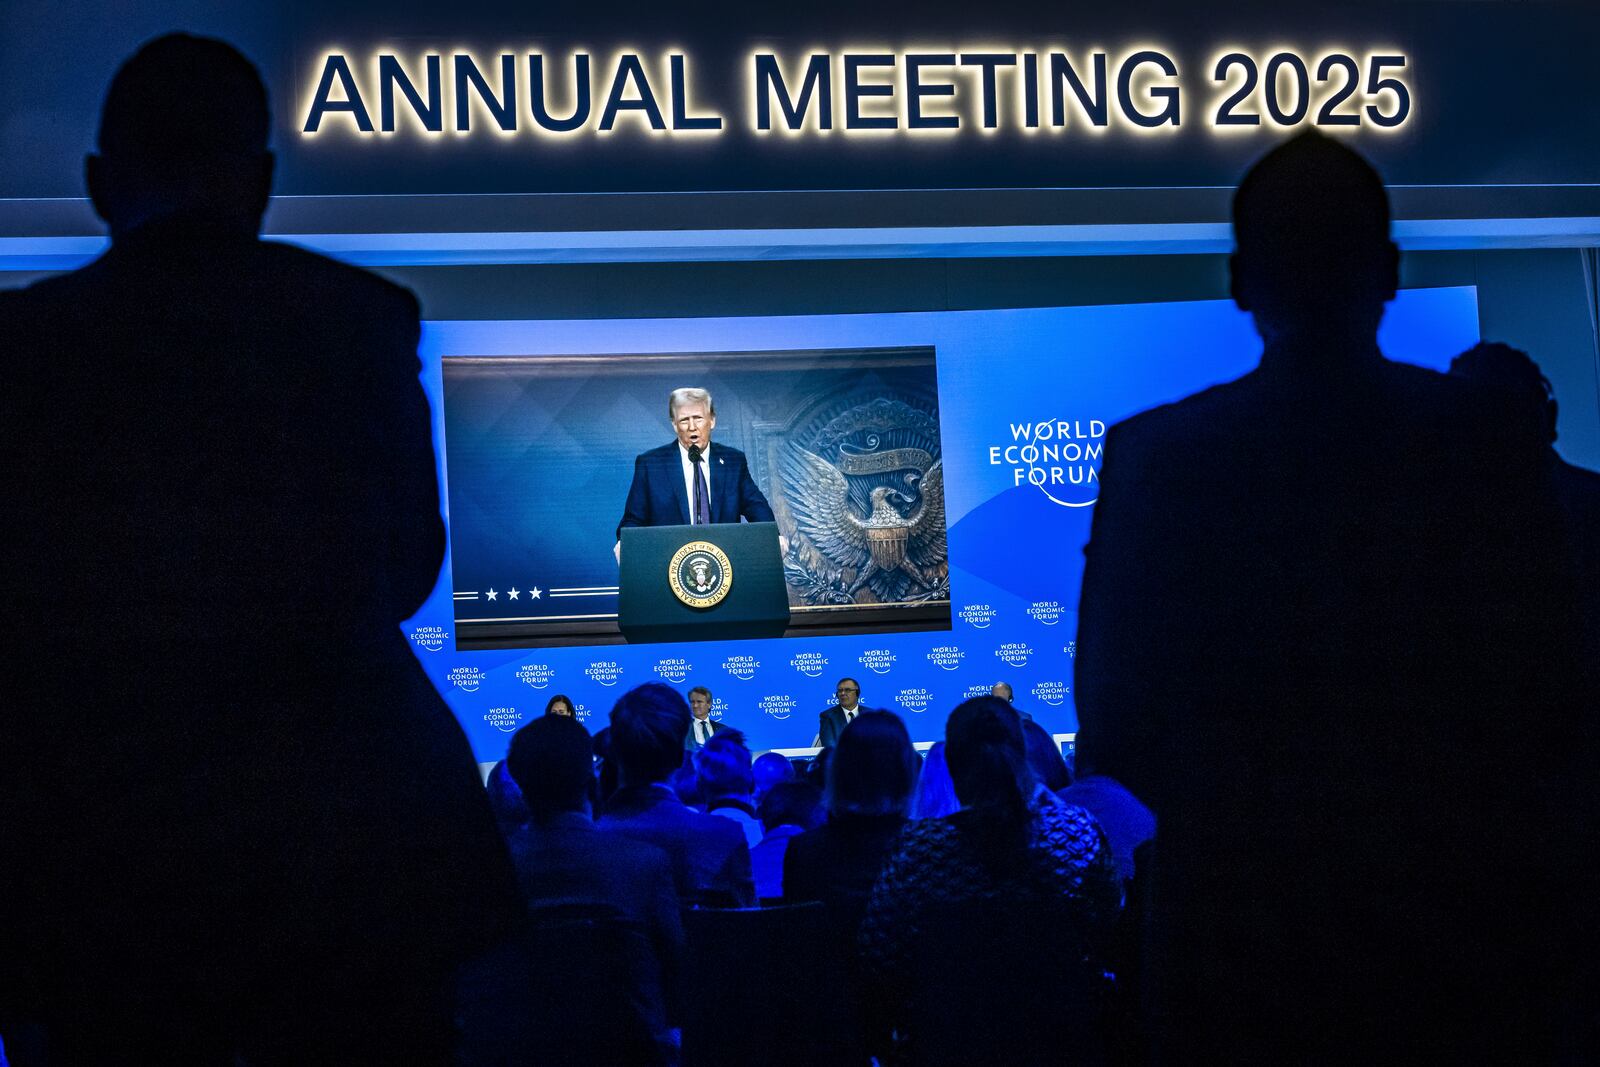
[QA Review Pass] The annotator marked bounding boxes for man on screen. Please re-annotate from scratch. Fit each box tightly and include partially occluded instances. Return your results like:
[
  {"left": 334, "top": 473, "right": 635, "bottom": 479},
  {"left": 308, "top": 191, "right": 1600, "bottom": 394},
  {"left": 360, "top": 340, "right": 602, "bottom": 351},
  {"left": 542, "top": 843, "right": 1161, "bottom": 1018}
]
[{"left": 614, "top": 387, "right": 778, "bottom": 558}]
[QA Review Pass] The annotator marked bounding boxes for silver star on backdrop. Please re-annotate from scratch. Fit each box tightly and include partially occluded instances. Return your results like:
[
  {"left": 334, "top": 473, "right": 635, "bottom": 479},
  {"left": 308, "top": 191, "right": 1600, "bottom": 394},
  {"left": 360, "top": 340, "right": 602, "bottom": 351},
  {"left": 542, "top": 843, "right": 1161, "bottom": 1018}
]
[
  {"left": 486, "top": 588, "right": 498, "bottom": 601},
  {"left": 508, "top": 588, "right": 520, "bottom": 600}
]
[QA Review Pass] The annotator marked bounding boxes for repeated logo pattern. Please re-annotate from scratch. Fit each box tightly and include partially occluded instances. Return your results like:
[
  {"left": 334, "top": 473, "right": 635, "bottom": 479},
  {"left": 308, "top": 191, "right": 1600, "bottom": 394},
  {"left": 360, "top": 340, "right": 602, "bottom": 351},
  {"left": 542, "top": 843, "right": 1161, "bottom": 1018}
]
[{"left": 428, "top": 600, "right": 1081, "bottom": 755}]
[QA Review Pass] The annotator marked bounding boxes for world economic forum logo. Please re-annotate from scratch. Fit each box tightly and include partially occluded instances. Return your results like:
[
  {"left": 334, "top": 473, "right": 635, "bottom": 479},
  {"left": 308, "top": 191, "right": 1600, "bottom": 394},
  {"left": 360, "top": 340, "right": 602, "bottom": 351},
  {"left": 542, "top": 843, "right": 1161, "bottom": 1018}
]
[
  {"left": 655, "top": 657, "right": 692, "bottom": 684},
  {"left": 485, "top": 706, "right": 521, "bottom": 733},
  {"left": 1031, "top": 680, "right": 1069, "bottom": 707},
  {"left": 996, "top": 642, "right": 1033, "bottom": 669},
  {"left": 410, "top": 625, "right": 449, "bottom": 652},
  {"left": 586, "top": 660, "right": 624, "bottom": 687},
  {"left": 448, "top": 665, "right": 485, "bottom": 692},
  {"left": 759, "top": 694, "right": 797, "bottom": 721},
  {"left": 711, "top": 698, "right": 730, "bottom": 721},
  {"left": 516, "top": 663, "right": 555, "bottom": 689},
  {"left": 573, "top": 703, "right": 594, "bottom": 723},
  {"left": 790, "top": 651, "right": 828, "bottom": 678},
  {"left": 958, "top": 603, "right": 996, "bottom": 629},
  {"left": 859, "top": 648, "right": 896, "bottom": 675},
  {"left": 1027, "top": 601, "right": 1063, "bottom": 626},
  {"left": 988, "top": 418, "right": 1107, "bottom": 507},
  {"left": 962, "top": 683, "right": 992, "bottom": 700},
  {"left": 897, "top": 687, "right": 933, "bottom": 714},
  {"left": 927, "top": 645, "right": 965, "bottom": 671},
  {"left": 723, "top": 655, "right": 760, "bottom": 681}
]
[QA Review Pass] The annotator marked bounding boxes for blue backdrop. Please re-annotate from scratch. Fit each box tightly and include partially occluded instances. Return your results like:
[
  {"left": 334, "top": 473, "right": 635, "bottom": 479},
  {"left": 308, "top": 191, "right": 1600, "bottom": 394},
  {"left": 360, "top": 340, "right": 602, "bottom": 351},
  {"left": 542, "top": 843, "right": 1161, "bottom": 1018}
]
[{"left": 407, "top": 289, "right": 1481, "bottom": 760}]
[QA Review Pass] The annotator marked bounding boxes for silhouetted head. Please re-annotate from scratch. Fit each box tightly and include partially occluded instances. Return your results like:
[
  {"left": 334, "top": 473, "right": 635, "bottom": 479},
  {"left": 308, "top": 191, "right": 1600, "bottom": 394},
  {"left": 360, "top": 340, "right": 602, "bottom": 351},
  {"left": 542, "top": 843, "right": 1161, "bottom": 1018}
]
[
  {"left": 610, "top": 683, "right": 692, "bottom": 786},
  {"left": 1022, "top": 719, "right": 1073, "bottom": 792},
  {"left": 752, "top": 751, "right": 797, "bottom": 803},
  {"left": 1231, "top": 131, "right": 1398, "bottom": 347},
  {"left": 695, "top": 734, "right": 755, "bottom": 801},
  {"left": 88, "top": 34, "right": 274, "bottom": 240},
  {"left": 945, "top": 697, "right": 1033, "bottom": 814},
  {"left": 506, "top": 714, "right": 596, "bottom": 823},
  {"left": 544, "top": 693, "right": 575, "bottom": 717},
  {"left": 759, "top": 781, "right": 823, "bottom": 832},
  {"left": 485, "top": 758, "right": 530, "bottom": 834},
  {"left": 1449, "top": 342, "right": 1559, "bottom": 445},
  {"left": 826, "top": 710, "right": 919, "bottom": 818}
]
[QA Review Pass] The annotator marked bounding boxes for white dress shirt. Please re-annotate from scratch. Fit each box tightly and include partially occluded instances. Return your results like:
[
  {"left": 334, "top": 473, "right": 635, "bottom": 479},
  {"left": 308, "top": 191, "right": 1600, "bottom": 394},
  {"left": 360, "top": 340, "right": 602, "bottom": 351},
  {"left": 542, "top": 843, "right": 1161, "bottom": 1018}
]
[
  {"left": 678, "top": 442, "right": 713, "bottom": 523},
  {"left": 691, "top": 716, "right": 716, "bottom": 745}
]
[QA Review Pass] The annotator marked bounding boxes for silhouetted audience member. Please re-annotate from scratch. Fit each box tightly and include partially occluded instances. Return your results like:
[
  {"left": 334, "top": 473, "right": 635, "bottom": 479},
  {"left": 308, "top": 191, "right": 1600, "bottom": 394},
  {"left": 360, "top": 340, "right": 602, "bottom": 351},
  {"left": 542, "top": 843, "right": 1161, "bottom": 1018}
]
[
  {"left": 600, "top": 684, "right": 755, "bottom": 908},
  {"left": 1450, "top": 341, "right": 1600, "bottom": 667},
  {"left": 1074, "top": 131, "right": 1589, "bottom": 1062},
  {"left": 486, "top": 758, "right": 531, "bottom": 838},
  {"left": 910, "top": 740, "right": 959, "bottom": 819},
  {"left": 861, "top": 698, "right": 1120, "bottom": 1064},
  {"left": 1022, "top": 719, "right": 1073, "bottom": 792},
  {"left": 785, "top": 710, "right": 919, "bottom": 921},
  {"left": 0, "top": 34, "right": 518, "bottom": 1064},
  {"left": 750, "top": 781, "right": 824, "bottom": 901},
  {"left": 668, "top": 754, "right": 705, "bottom": 811},
  {"left": 698, "top": 734, "right": 763, "bottom": 848},
  {"left": 752, "top": 749, "right": 798, "bottom": 805},
  {"left": 501, "top": 715, "right": 682, "bottom": 1053},
  {"left": 786, "top": 711, "right": 919, "bottom": 1062},
  {"left": 1056, "top": 755, "right": 1155, "bottom": 886},
  {"left": 591, "top": 725, "right": 619, "bottom": 815}
]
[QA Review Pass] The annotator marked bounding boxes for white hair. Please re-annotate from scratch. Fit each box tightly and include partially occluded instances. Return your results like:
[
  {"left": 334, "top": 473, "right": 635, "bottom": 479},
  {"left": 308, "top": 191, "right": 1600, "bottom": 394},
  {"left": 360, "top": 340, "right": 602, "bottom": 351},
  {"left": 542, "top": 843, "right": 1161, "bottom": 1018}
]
[{"left": 668, "top": 387, "right": 715, "bottom": 421}]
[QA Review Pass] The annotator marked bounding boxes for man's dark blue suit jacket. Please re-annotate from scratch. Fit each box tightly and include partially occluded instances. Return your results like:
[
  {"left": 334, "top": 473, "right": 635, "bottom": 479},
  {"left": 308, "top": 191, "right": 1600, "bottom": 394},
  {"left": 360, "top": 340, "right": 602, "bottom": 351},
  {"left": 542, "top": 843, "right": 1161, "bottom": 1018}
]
[{"left": 616, "top": 441, "right": 775, "bottom": 540}]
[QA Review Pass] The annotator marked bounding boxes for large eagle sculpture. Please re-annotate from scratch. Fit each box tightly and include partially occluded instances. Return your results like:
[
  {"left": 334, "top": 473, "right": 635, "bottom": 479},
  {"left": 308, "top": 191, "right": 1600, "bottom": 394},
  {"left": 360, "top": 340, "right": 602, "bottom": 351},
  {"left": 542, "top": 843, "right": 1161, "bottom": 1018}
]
[{"left": 781, "top": 444, "right": 947, "bottom": 600}]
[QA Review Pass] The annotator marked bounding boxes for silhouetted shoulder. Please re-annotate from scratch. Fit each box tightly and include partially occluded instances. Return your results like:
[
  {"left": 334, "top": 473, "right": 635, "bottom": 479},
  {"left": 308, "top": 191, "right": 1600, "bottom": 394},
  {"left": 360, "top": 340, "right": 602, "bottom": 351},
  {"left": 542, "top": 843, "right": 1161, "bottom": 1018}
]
[{"left": 255, "top": 240, "right": 420, "bottom": 321}]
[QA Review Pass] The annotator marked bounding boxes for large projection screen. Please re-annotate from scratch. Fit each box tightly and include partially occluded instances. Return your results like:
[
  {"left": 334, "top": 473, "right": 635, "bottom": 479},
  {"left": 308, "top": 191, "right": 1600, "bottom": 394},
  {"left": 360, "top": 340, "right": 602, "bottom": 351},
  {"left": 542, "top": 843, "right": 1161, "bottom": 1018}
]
[{"left": 405, "top": 288, "right": 1481, "bottom": 759}]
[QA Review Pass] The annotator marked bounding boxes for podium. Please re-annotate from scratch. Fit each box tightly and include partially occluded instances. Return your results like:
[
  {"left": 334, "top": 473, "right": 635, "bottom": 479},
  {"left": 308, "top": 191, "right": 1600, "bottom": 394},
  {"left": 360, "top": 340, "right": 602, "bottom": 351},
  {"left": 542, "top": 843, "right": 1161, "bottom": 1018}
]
[{"left": 618, "top": 522, "right": 791, "bottom": 644}]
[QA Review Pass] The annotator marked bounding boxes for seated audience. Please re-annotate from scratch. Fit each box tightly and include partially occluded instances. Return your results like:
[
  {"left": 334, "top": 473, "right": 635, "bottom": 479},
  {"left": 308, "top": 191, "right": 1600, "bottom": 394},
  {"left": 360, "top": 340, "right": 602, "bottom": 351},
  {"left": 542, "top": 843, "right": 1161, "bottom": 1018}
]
[
  {"left": 784, "top": 710, "right": 919, "bottom": 923},
  {"left": 590, "top": 725, "right": 618, "bottom": 815},
  {"left": 752, "top": 750, "right": 797, "bottom": 805},
  {"left": 750, "top": 781, "right": 824, "bottom": 901},
  {"left": 1057, "top": 754, "right": 1156, "bottom": 885},
  {"left": 484, "top": 758, "right": 530, "bottom": 838},
  {"left": 667, "top": 755, "right": 704, "bottom": 811},
  {"left": 501, "top": 715, "right": 682, "bottom": 1032},
  {"left": 697, "top": 734, "right": 763, "bottom": 849},
  {"left": 861, "top": 698, "right": 1121, "bottom": 1063},
  {"left": 600, "top": 684, "right": 755, "bottom": 908},
  {"left": 1022, "top": 720, "right": 1073, "bottom": 792},
  {"left": 543, "top": 693, "right": 576, "bottom": 718},
  {"left": 910, "top": 740, "right": 959, "bottom": 819}
]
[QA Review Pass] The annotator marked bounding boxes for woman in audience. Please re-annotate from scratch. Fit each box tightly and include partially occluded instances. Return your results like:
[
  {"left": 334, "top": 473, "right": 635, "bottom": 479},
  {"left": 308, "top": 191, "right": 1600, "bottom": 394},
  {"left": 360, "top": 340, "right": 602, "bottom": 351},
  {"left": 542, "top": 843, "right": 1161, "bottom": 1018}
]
[
  {"left": 860, "top": 698, "right": 1120, "bottom": 1064},
  {"left": 784, "top": 711, "right": 919, "bottom": 919},
  {"left": 909, "top": 740, "right": 958, "bottom": 819},
  {"left": 1022, "top": 719, "right": 1074, "bottom": 793},
  {"left": 544, "top": 693, "right": 576, "bottom": 717}
]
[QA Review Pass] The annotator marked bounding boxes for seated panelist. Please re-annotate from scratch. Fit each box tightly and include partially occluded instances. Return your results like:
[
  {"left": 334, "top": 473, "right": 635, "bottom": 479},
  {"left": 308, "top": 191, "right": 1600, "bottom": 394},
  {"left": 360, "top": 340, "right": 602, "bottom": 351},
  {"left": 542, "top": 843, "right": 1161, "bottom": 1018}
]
[{"left": 614, "top": 387, "right": 782, "bottom": 560}]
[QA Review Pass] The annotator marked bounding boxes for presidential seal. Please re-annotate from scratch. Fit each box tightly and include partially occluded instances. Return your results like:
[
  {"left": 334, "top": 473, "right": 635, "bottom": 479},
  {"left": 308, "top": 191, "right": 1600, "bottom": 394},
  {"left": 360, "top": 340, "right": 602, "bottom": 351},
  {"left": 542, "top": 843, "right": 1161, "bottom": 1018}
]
[{"left": 669, "top": 541, "right": 733, "bottom": 609}]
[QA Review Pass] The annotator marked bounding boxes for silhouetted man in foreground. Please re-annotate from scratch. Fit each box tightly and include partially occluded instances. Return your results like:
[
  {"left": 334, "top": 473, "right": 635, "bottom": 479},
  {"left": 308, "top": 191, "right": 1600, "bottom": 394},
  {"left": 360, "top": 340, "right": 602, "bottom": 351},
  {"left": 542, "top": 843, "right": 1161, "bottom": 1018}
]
[
  {"left": 1074, "top": 133, "right": 1589, "bottom": 1062},
  {"left": 0, "top": 35, "right": 517, "bottom": 1063},
  {"left": 1450, "top": 341, "right": 1600, "bottom": 668}
]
